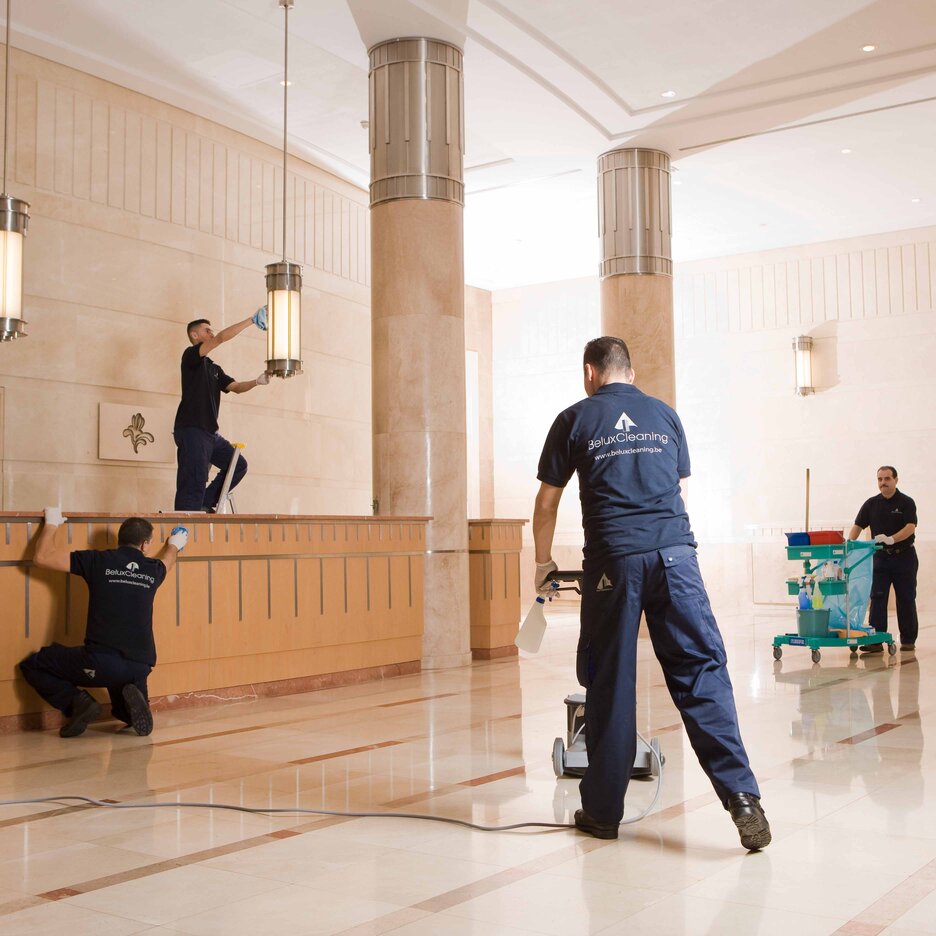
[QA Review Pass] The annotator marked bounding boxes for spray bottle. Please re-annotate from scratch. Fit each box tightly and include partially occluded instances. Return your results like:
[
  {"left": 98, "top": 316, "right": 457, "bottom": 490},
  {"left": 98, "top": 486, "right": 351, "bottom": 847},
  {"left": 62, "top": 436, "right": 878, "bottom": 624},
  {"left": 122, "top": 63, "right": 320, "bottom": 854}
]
[
  {"left": 515, "top": 596, "right": 549, "bottom": 653},
  {"left": 797, "top": 579, "right": 812, "bottom": 610}
]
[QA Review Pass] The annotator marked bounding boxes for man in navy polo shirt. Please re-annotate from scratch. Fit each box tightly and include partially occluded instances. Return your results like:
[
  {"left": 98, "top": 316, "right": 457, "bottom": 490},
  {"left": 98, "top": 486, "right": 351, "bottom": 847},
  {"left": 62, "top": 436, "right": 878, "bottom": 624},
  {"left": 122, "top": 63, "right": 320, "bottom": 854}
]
[
  {"left": 21, "top": 511, "right": 187, "bottom": 738},
  {"left": 173, "top": 310, "right": 270, "bottom": 511},
  {"left": 849, "top": 466, "right": 919, "bottom": 653},
  {"left": 533, "top": 337, "right": 769, "bottom": 850}
]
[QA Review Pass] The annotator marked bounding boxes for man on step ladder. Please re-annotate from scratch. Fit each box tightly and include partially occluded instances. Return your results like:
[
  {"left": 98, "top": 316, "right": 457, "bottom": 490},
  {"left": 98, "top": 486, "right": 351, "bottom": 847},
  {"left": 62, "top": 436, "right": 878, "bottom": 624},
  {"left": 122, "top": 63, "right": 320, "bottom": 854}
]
[{"left": 173, "top": 311, "right": 269, "bottom": 512}]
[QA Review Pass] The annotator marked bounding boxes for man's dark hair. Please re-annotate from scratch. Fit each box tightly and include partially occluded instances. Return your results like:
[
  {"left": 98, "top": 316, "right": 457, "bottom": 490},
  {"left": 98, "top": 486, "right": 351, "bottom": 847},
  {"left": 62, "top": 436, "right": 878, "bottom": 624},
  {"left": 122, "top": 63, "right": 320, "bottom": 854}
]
[
  {"left": 186, "top": 319, "right": 210, "bottom": 343},
  {"left": 878, "top": 465, "right": 898, "bottom": 479},
  {"left": 118, "top": 518, "right": 154, "bottom": 548},
  {"left": 584, "top": 336, "right": 632, "bottom": 374}
]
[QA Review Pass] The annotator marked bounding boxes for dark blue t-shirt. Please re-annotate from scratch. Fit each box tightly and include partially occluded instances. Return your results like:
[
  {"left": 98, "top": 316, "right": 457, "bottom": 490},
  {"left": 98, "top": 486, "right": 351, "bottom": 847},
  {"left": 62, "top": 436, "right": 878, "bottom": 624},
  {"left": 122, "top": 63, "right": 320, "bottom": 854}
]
[
  {"left": 70, "top": 547, "right": 167, "bottom": 666},
  {"left": 537, "top": 383, "right": 695, "bottom": 562}
]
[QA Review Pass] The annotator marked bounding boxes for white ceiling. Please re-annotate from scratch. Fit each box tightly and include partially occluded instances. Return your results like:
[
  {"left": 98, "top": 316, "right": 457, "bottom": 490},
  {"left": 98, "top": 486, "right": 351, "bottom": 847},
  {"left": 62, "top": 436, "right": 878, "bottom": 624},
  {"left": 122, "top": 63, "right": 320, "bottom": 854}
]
[{"left": 9, "top": 0, "right": 936, "bottom": 289}]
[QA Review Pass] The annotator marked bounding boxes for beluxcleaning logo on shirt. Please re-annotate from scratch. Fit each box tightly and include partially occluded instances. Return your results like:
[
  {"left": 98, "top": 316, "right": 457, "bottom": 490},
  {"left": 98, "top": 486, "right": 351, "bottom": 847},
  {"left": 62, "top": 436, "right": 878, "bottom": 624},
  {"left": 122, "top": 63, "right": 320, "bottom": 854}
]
[
  {"left": 106, "top": 563, "right": 156, "bottom": 586},
  {"left": 587, "top": 411, "right": 669, "bottom": 452}
]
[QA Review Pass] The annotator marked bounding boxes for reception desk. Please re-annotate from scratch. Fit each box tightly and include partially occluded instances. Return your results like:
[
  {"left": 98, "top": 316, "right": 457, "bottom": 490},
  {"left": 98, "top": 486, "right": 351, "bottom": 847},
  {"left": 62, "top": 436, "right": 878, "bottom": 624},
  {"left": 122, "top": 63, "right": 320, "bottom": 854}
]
[
  {"left": 0, "top": 513, "right": 427, "bottom": 730},
  {"left": 468, "top": 519, "right": 526, "bottom": 660}
]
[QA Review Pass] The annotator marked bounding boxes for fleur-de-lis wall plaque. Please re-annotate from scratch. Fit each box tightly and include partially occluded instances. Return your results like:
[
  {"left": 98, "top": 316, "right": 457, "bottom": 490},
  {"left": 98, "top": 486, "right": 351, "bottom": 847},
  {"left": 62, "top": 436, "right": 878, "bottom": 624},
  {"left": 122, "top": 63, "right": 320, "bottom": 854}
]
[{"left": 122, "top": 413, "right": 155, "bottom": 454}]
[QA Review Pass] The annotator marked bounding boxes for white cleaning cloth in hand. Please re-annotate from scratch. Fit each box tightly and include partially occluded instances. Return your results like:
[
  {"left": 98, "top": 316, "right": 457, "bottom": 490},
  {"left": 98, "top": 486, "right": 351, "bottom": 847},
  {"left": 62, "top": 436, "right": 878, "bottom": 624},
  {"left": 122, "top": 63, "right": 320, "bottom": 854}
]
[
  {"left": 168, "top": 527, "right": 189, "bottom": 551},
  {"left": 534, "top": 559, "right": 558, "bottom": 596},
  {"left": 44, "top": 506, "right": 66, "bottom": 526},
  {"left": 256, "top": 372, "right": 270, "bottom": 386}
]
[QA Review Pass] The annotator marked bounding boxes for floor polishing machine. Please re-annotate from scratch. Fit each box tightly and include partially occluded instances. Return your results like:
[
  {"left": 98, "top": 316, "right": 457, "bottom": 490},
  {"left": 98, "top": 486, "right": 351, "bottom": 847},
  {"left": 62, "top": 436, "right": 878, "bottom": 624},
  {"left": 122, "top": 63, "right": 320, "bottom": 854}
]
[{"left": 546, "top": 571, "right": 664, "bottom": 782}]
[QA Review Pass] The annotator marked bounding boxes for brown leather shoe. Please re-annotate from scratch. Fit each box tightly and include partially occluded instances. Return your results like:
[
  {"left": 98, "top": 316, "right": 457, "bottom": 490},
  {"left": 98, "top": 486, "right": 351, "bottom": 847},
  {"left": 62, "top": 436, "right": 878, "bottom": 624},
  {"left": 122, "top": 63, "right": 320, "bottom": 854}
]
[
  {"left": 860, "top": 644, "right": 884, "bottom": 654},
  {"left": 573, "top": 808, "right": 619, "bottom": 840},
  {"left": 726, "top": 793, "right": 771, "bottom": 850},
  {"left": 900, "top": 643, "right": 916, "bottom": 652}
]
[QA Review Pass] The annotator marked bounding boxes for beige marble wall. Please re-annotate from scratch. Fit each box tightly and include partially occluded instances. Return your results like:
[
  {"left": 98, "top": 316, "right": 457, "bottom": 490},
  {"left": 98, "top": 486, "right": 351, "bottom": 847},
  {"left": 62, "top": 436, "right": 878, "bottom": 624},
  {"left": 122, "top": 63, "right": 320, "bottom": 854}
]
[
  {"left": 465, "top": 285, "right": 494, "bottom": 517},
  {"left": 0, "top": 47, "right": 372, "bottom": 515},
  {"left": 490, "top": 225, "right": 936, "bottom": 614}
]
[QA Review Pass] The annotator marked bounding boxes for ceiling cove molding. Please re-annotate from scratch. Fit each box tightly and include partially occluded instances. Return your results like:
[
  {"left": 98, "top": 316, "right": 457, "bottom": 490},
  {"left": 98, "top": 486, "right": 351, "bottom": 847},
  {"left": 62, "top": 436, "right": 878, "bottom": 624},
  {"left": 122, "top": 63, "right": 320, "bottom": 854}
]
[{"left": 678, "top": 93, "right": 936, "bottom": 153}]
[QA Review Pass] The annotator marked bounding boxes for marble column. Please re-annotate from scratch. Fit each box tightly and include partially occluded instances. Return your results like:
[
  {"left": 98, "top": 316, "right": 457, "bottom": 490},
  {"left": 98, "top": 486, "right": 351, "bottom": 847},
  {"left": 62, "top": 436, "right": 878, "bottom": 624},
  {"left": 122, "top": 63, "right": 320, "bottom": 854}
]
[
  {"left": 597, "top": 148, "right": 675, "bottom": 407},
  {"left": 369, "top": 38, "right": 471, "bottom": 670}
]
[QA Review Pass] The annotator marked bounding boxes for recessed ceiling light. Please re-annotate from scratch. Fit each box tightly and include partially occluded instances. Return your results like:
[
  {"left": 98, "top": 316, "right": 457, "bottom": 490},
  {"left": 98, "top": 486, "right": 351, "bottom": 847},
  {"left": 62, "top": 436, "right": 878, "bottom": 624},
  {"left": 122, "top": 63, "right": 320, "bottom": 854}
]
[
  {"left": 840, "top": 148, "right": 852, "bottom": 154},
  {"left": 911, "top": 197, "right": 922, "bottom": 203},
  {"left": 861, "top": 44, "right": 876, "bottom": 52},
  {"left": 661, "top": 90, "right": 677, "bottom": 98}
]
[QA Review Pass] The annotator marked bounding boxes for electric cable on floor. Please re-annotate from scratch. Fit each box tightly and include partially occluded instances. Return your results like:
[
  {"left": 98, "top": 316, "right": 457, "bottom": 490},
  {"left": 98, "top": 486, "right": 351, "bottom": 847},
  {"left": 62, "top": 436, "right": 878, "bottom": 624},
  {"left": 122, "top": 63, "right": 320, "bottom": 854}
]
[{"left": 0, "top": 733, "right": 663, "bottom": 832}]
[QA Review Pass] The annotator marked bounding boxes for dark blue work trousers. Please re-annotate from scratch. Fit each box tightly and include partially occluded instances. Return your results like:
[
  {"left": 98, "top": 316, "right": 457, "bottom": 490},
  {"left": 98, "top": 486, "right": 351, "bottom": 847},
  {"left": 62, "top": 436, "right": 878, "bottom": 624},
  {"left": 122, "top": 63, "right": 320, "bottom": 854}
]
[
  {"left": 19, "top": 643, "right": 151, "bottom": 722},
  {"left": 577, "top": 545, "right": 759, "bottom": 824},
  {"left": 173, "top": 427, "right": 248, "bottom": 511},
  {"left": 869, "top": 549, "right": 919, "bottom": 645}
]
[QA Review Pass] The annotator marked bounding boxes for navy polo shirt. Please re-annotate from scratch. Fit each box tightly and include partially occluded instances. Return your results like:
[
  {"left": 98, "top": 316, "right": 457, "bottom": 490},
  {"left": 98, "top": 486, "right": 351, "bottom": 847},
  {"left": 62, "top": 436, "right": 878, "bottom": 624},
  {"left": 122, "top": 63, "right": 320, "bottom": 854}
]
[
  {"left": 538, "top": 383, "right": 695, "bottom": 562},
  {"left": 854, "top": 490, "right": 917, "bottom": 546},
  {"left": 70, "top": 547, "right": 167, "bottom": 666}
]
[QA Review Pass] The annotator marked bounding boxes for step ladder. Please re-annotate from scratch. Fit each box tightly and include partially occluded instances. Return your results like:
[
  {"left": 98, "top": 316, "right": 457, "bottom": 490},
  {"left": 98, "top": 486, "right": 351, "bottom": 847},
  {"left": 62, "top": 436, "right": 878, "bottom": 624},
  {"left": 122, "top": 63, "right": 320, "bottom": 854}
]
[{"left": 214, "top": 442, "right": 244, "bottom": 515}]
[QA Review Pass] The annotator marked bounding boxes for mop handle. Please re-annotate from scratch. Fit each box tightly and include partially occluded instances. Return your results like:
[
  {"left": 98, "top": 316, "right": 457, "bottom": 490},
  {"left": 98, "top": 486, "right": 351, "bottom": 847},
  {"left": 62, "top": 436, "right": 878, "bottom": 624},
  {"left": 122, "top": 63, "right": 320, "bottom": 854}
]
[{"left": 805, "top": 467, "right": 810, "bottom": 532}]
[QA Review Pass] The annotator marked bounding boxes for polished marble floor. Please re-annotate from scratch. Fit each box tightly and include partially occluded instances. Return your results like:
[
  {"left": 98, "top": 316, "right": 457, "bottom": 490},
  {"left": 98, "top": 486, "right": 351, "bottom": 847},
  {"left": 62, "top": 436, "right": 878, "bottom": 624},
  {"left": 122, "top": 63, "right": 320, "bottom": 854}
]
[{"left": 0, "top": 606, "right": 932, "bottom": 936}]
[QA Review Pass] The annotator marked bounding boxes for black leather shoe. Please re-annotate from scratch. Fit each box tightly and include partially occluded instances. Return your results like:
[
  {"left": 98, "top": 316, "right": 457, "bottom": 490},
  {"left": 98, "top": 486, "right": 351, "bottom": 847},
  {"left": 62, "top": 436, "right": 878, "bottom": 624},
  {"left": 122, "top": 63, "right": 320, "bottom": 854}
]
[
  {"left": 122, "top": 685, "right": 153, "bottom": 737},
  {"left": 726, "top": 793, "right": 771, "bottom": 851},
  {"left": 901, "top": 643, "right": 916, "bottom": 652},
  {"left": 574, "top": 808, "right": 619, "bottom": 840},
  {"left": 860, "top": 644, "right": 884, "bottom": 654},
  {"left": 59, "top": 691, "right": 102, "bottom": 738}
]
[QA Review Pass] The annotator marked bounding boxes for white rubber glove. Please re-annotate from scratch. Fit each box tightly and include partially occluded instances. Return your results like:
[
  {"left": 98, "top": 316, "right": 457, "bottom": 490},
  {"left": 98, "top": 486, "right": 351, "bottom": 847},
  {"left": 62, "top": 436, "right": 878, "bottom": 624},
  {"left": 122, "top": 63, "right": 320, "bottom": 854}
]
[
  {"left": 534, "top": 559, "right": 559, "bottom": 597},
  {"left": 256, "top": 372, "right": 270, "bottom": 386},
  {"left": 44, "top": 506, "right": 66, "bottom": 526},
  {"left": 252, "top": 306, "right": 268, "bottom": 331},
  {"left": 874, "top": 534, "right": 895, "bottom": 546},
  {"left": 168, "top": 526, "right": 189, "bottom": 551}
]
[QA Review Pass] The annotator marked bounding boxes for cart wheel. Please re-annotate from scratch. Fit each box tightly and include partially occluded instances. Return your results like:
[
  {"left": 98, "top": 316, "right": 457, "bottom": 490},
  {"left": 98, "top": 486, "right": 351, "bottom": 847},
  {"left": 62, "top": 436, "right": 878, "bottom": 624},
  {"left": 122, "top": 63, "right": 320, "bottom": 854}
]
[
  {"left": 850, "top": 647, "right": 858, "bottom": 656},
  {"left": 888, "top": 642, "right": 897, "bottom": 656},
  {"left": 772, "top": 646, "right": 782, "bottom": 660},
  {"left": 811, "top": 649, "right": 821, "bottom": 663},
  {"left": 650, "top": 737, "right": 663, "bottom": 777},
  {"left": 552, "top": 737, "right": 565, "bottom": 777}
]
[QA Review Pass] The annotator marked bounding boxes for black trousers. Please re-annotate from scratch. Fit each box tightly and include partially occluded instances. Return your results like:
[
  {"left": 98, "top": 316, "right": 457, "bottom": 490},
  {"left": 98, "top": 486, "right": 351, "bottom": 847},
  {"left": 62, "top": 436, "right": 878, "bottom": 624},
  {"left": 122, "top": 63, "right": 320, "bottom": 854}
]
[
  {"left": 20, "top": 643, "right": 151, "bottom": 720},
  {"left": 173, "top": 427, "right": 248, "bottom": 511},
  {"left": 869, "top": 548, "right": 919, "bottom": 645}
]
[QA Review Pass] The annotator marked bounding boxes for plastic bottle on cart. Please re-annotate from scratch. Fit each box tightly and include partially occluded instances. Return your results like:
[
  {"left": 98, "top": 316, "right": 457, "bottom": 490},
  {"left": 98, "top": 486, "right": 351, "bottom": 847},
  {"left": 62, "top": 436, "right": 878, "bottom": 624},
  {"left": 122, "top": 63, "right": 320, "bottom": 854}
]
[
  {"left": 811, "top": 582, "right": 824, "bottom": 609},
  {"left": 798, "top": 583, "right": 811, "bottom": 610}
]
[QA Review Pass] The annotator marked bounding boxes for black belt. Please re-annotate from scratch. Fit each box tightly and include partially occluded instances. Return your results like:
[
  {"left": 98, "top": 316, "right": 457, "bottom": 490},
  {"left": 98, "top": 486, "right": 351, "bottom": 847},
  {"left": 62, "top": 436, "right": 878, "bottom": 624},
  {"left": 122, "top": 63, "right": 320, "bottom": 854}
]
[{"left": 882, "top": 544, "right": 914, "bottom": 557}]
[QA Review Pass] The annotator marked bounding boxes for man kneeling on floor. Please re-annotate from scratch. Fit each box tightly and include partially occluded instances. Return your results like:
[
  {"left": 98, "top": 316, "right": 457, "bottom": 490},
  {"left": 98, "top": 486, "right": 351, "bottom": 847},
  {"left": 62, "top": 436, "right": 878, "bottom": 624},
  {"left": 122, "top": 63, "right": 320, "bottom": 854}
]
[{"left": 21, "top": 510, "right": 187, "bottom": 738}]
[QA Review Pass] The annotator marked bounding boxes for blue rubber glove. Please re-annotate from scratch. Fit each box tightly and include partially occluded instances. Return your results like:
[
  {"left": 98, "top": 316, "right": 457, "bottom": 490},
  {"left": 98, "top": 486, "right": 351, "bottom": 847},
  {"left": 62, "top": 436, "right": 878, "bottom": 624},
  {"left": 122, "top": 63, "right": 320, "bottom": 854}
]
[{"left": 252, "top": 306, "right": 268, "bottom": 331}]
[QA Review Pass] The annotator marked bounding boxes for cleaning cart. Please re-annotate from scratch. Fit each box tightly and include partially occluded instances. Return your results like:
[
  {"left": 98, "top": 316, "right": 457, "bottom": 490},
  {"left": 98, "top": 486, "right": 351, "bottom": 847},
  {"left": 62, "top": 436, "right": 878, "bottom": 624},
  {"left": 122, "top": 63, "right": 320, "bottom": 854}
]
[{"left": 771, "top": 535, "right": 892, "bottom": 663}]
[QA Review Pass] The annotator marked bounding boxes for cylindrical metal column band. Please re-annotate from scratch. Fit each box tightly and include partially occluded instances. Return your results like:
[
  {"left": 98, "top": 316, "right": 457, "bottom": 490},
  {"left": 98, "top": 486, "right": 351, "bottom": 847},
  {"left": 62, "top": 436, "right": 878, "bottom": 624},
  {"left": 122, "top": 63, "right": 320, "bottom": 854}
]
[
  {"left": 368, "top": 37, "right": 464, "bottom": 207},
  {"left": 597, "top": 148, "right": 672, "bottom": 277}
]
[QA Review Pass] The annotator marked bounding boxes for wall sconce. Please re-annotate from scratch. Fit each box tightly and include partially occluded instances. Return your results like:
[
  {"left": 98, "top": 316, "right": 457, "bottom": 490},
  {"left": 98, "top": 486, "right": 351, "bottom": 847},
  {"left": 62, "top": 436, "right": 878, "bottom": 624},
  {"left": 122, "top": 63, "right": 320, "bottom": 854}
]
[
  {"left": 1, "top": 0, "right": 29, "bottom": 343},
  {"left": 792, "top": 335, "right": 814, "bottom": 396},
  {"left": 264, "top": 0, "right": 302, "bottom": 379}
]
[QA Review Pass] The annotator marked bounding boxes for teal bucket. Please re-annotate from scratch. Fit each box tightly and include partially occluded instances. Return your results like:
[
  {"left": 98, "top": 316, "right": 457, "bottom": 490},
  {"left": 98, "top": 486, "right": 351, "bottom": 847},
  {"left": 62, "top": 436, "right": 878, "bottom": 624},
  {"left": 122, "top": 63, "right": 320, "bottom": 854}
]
[{"left": 797, "top": 608, "right": 830, "bottom": 637}]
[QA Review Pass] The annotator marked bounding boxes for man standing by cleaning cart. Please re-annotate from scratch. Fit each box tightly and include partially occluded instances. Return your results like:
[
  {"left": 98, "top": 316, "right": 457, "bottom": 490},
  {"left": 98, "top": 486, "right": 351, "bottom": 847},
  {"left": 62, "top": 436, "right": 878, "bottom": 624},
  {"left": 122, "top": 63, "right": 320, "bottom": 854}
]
[
  {"left": 532, "top": 337, "right": 770, "bottom": 850},
  {"left": 849, "top": 466, "right": 919, "bottom": 653},
  {"left": 173, "top": 308, "right": 270, "bottom": 512}
]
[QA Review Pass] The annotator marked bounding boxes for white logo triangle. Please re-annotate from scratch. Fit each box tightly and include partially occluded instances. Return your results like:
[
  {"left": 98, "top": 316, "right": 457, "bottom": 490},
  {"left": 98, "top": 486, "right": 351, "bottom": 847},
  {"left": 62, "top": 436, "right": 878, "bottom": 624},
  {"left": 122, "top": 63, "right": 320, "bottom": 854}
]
[{"left": 614, "top": 411, "right": 636, "bottom": 431}]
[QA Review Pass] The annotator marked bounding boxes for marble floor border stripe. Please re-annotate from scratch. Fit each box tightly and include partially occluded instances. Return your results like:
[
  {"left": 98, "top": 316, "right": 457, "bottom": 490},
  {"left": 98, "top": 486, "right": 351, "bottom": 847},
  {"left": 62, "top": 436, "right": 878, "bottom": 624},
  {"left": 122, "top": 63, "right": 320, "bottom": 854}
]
[
  {"left": 378, "top": 693, "right": 460, "bottom": 708},
  {"left": 0, "top": 815, "right": 357, "bottom": 918},
  {"left": 288, "top": 740, "right": 405, "bottom": 765},
  {"left": 837, "top": 856, "right": 936, "bottom": 933}
]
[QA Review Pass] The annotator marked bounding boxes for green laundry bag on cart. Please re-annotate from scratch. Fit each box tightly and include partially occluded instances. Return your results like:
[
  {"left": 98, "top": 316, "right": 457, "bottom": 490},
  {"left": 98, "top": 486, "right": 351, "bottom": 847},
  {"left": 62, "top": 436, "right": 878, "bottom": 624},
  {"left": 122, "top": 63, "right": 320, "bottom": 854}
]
[{"left": 824, "top": 541, "right": 876, "bottom": 632}]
